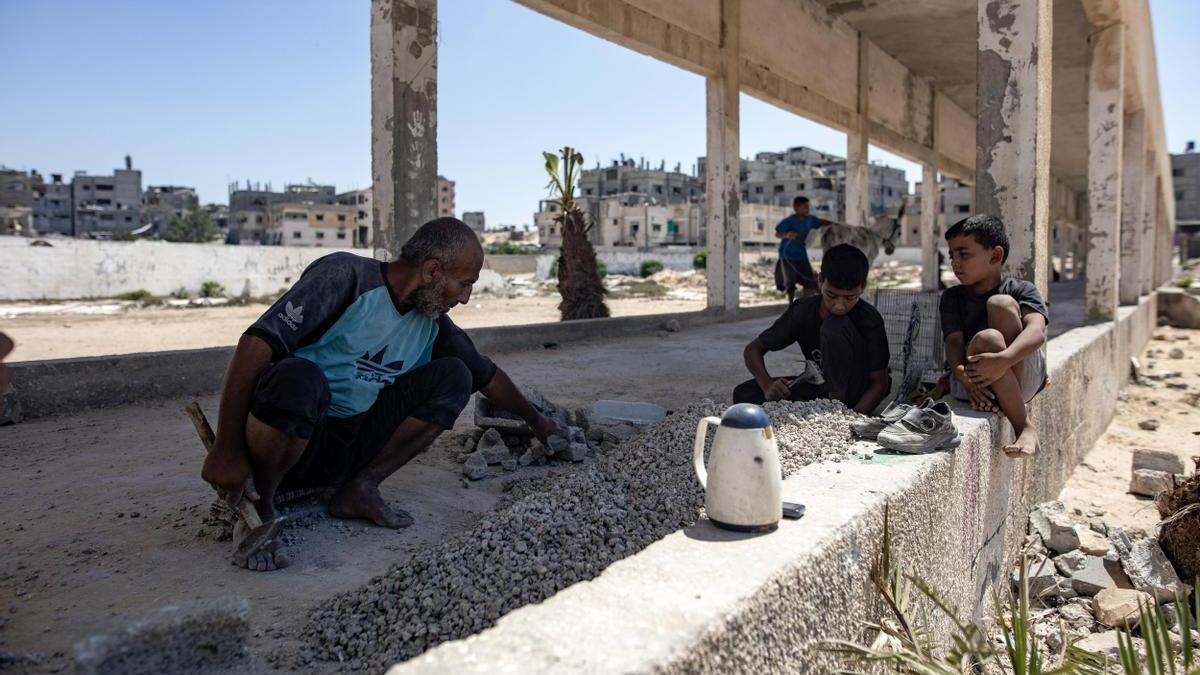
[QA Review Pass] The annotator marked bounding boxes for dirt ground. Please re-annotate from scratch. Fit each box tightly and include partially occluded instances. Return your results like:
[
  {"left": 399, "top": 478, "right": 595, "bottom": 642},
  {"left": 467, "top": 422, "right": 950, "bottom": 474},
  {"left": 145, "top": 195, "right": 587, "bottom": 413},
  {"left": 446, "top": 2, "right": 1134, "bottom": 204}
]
[
  {"left": 0, "top": 313, "right": 797, "bottom": 673},
  {"left": 1059, "top": 324, "right": 1200, "bottom": 534}
]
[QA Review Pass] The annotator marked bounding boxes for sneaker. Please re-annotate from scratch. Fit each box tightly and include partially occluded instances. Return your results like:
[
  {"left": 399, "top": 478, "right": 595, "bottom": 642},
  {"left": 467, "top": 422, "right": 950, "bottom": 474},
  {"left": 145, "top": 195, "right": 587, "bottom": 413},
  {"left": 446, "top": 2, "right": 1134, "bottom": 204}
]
[
  {"left": 876, "top": 400, "right": 961, "bottom": 454},
  {"left": 850, "top": 401, "right": 913, "bottom": 440}
]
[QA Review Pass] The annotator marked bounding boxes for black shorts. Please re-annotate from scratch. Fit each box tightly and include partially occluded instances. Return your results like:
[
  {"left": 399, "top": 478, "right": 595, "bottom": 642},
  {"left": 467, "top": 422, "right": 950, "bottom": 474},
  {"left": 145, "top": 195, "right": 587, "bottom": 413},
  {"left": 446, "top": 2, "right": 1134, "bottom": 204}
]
[{"left": 250, "top": 357, "right": 473, "bottom": 491}]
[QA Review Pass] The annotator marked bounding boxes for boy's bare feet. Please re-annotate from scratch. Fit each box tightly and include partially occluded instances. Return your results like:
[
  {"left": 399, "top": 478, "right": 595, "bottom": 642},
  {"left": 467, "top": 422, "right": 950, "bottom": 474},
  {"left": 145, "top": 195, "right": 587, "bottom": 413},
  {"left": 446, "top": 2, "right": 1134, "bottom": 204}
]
[
  {"left": 1004, "top": 425, "right": 1040, "bottom": 458},
  {"left": 329, "top": 480, "right": 414, "bottom": 529}
]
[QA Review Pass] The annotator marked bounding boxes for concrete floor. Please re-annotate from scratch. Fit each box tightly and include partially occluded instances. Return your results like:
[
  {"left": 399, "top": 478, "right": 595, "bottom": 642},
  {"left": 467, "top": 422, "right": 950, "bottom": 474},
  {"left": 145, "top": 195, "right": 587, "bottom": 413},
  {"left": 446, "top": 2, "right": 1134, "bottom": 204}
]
[{"left": 0, "top": 313, "right": 791, "bottom": 672}]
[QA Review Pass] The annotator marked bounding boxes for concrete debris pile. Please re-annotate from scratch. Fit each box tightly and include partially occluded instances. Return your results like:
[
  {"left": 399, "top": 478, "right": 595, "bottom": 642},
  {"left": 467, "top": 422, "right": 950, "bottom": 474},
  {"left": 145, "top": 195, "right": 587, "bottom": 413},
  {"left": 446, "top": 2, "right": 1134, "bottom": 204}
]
[
  {"left": 458, "top": 392, "right": 640, "bottom": 480},
  {"left": 1129, "top": 448, "right": 1187, "bottom": 498},
  {"left": 1011, "top": 500, "right": 1193, "bottom": 658},
  {"left": 300, "top": 398, "right": 859, "bottom": 670}
]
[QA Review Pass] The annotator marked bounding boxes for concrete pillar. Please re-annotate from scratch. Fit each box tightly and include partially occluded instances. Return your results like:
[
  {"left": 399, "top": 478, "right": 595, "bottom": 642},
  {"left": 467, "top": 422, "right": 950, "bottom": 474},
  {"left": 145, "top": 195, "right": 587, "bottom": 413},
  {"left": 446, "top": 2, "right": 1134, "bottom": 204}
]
[
  {"left": 370, "top": 0, "right": 438, "bottom": 261},
  {"left": 975, "top": 0, "right": 1053, "bottom": 297},
  {"left": 1118, "top": 110, "right": 1144, "bottom": 305},
  {"left": 920, "top": 165, "right": 939, "bottom": 290},
  {"left": 1156, "top": 179, "right": 1171, "bottom": 286},
  {"left": 1139, "top": 151, "right": 1156, "bottom": 294},
  {"left": 1084, "top": 22, "right": 1123, "bottom": 320},
  {"left": 844, "top": 35, "right": 870, "bottom": 227},
  {"left": 705, "top": 0, "right": 740, "bottom": 311}
]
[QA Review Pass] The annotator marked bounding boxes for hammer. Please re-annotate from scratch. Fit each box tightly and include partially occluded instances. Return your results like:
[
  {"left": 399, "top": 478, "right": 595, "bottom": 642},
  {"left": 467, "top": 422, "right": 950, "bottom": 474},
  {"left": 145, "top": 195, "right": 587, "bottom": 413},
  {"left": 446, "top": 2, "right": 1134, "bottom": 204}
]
[{"left": 185, "top": 401, "right": 285, "bottom": 567}]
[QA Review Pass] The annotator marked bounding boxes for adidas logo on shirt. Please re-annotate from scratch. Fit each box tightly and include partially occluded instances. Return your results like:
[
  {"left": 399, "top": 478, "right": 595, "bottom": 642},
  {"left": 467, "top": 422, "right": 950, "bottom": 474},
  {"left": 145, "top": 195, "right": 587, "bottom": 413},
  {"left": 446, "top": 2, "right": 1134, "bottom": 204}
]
[{"left": 278, "top": 301, "right": 304, "bottom": 331}]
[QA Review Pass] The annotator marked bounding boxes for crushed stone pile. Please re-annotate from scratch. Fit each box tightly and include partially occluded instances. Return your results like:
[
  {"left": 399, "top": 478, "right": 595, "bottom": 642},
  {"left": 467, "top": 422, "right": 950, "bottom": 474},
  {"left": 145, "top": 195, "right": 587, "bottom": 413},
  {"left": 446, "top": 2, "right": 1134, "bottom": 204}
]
[{"left": 299, "top": 398, "right": 859, "bottom": 670}]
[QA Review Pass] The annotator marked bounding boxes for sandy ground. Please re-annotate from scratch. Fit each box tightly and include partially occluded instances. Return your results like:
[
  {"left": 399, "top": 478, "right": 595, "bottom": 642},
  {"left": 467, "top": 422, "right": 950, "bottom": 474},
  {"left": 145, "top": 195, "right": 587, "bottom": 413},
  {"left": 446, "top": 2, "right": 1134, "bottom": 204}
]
[
  {"left": 1, "top": 295, "right": 713, "bottom": 363},
  {"left": 1059, "top": 324, "right": 1200, "bottom": 534},
  {"left": 0, "top": 313, "right": 802, "bottom": 673}
]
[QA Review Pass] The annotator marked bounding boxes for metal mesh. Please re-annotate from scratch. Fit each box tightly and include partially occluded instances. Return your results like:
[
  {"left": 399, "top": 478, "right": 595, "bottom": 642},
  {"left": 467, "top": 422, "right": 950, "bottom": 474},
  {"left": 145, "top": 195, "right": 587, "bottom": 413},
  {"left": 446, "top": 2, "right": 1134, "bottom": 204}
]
[{"left": 866, "top": 288, "right": 945, "bottom": 376}]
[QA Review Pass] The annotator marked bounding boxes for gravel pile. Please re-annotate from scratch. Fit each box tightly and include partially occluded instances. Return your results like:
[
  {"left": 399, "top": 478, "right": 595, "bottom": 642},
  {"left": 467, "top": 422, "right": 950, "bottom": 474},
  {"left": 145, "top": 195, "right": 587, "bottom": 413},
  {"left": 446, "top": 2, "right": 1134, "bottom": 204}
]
[{"left": 299, "top": 398, "right": 860, "bottom": 670}]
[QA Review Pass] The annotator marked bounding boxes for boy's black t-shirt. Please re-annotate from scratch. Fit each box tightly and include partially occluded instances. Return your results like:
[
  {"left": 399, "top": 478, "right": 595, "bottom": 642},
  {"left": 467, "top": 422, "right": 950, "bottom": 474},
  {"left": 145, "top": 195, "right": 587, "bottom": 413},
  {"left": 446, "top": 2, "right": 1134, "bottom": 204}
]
[
  {"left": 938, "top": 277, "right": 1050, "bottom": 343},
  {"left": 757, "top": 295, "right": 890, "bottom": 372}
]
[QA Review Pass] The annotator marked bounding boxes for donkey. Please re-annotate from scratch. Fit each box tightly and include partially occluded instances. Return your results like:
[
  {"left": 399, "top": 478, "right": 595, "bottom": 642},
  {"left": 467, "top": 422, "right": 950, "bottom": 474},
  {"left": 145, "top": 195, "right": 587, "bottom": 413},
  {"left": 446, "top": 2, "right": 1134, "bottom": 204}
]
[{"left": 816, "top": 201, "right": 906, "bottom": 266}]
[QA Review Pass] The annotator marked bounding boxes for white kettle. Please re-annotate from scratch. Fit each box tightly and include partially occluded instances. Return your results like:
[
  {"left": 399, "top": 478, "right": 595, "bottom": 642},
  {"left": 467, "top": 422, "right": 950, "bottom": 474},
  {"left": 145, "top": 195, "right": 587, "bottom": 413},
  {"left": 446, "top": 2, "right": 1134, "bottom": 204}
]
[{"left": 693, "top": 403, "right": 782, "bottom": 532}]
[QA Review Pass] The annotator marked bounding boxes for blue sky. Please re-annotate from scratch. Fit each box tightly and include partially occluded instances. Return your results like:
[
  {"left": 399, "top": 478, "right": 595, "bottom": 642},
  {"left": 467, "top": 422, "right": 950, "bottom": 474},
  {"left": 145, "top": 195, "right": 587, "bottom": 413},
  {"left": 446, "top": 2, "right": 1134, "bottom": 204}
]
[{"left": 0, "top": 1, "right": 1195, "bottom": 228}]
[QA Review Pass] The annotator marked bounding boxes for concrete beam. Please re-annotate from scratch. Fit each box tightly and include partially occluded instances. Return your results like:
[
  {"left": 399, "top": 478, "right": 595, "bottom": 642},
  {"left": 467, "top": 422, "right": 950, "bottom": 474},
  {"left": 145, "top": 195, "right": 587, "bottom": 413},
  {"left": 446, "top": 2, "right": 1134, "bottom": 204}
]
[
  {"left": 975, "top": 0, "right": 1054, "bottom": 296},
  {"left": 921, "top": 164, "right": 939, "bottom": 291},
  {"left": 1119, "top": 109, "right": 1144, "bottom": 304},
  {"left": 705, "top": 0, "right": 740, "bottom": 311},
  {"left": 1139, "top": 150, "right": 1157, "bottom": 294},
  {"left": 844, "top": 34, "right": 870, "bottom": 227},
  {"left": 371, "top": 0, "right": 438, "bottom": 260},
  {"left": 1085, "top": 22, "right": 1124, "bottom": 320}
]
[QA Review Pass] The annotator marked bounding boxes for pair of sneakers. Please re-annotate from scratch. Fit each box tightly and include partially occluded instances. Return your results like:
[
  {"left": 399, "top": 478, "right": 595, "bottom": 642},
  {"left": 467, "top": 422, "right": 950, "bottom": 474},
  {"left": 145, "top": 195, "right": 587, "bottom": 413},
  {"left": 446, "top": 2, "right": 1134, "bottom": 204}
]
[{"left": 851, "top": 398, "right": 961, "bottom": 454}]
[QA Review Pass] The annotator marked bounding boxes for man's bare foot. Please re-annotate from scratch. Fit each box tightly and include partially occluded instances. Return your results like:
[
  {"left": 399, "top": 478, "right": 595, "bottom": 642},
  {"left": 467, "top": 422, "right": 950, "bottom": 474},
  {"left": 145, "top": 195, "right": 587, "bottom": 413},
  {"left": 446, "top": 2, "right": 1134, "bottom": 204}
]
[
  {"left": 328, "top": 480, "right": 413, "bottom": 529},
  {"left": 231, "top": 518, "right": 290, "bottom": 572},
  {"left": 1004, "top": 425, "right": 1040, "bottom": 458}
]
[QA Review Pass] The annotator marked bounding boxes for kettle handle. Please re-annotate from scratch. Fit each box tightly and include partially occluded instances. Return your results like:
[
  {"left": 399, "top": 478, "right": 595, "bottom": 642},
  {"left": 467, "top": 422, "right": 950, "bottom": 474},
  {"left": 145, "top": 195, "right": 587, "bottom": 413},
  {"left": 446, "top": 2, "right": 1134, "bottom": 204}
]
[{"left": 693, "top": 416, "right": 721, "bottom": 489}]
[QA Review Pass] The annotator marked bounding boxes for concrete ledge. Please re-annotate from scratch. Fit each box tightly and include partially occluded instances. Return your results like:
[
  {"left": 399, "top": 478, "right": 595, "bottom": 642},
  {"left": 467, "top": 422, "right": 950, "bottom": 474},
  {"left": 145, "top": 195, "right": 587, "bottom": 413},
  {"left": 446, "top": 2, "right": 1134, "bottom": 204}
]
[
  {"left": 5, "top": 305, "right": 785, "bottom": 421},
  {"left": 395, "top": 294, "right": 1157, "bottom": 673}
]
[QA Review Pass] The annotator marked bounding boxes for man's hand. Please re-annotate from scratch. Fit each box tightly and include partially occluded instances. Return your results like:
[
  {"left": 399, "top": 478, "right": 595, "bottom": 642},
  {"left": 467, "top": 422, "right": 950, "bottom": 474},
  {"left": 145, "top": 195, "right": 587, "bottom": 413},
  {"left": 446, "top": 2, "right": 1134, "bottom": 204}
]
[
  {"left": 760, "top": 378, "right": 792, "bottom": 402},
  {"left": 530, "top": 414, "right": 565, "bottom": 445},
  {"left": 201, "top": 441, "right": 259, "bottom": 509},
  {"left": 966, "top": 351, "right": 1012, "bottom": 388},
  {"left": 954, "top": 365, "right": 995, "bottom": 411}
]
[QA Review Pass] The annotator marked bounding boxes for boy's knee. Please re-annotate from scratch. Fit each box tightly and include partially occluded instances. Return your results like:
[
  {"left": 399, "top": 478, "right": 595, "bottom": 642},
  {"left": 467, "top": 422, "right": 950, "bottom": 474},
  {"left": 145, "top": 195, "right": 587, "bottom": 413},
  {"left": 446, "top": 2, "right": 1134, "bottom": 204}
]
[
  {"left": 969, "top": 328, "right": 1007, "bottom": 353},
  {"left": 986, "top": 294, "right": 1019, "bottom": 315}
]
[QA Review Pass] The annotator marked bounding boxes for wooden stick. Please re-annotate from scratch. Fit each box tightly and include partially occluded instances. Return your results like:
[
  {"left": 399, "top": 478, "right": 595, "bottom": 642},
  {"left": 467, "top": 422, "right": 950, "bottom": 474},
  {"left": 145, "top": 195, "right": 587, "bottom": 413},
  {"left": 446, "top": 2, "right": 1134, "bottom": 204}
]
[{"left": 186, "top": 401, "right": 263, "bottom": 529}]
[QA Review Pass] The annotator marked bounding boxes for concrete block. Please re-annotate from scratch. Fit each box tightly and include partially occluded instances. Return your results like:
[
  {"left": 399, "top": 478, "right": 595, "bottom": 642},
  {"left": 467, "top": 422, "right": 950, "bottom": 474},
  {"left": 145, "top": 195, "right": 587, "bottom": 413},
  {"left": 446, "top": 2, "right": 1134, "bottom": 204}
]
[
  {"left": 1029, "top": 501, "right": 1081, "bottom": 553},
  {"left": 1070, "top": 555, "right": 1133, "bottom": 596},
  {"left": 1133, "top": 448, "right": 1186, "bottom": 475},
  {"left": 74, "top": 597, "right": 249, "bottom": 675},
  {"left": 1129, "top": 468, "right": 1180, "bottom": 497},
  {"left": 1093, "top": 588, "right": 1154, "bottom": 628},
  {"left": 1111, "top": 532, "right": 1190, "bottom": 604},
  {"left": 477, "top": 429, "right": 511, "bottom": 465},
  {"left": 462, "top": 453, "right": 488, "bottom": 481},
  {"left": 1054, "top": 550, "right": 1089, "bottom": 576},
  {"left": 1076, "top": 526, "right": 1112, "bottom": 556},
  {"left": 1011, "top": 554, "right": 1063, "bottom": 601},
  {"left": 1074, "top": 631, "right": 1144, "bottom": 660}
]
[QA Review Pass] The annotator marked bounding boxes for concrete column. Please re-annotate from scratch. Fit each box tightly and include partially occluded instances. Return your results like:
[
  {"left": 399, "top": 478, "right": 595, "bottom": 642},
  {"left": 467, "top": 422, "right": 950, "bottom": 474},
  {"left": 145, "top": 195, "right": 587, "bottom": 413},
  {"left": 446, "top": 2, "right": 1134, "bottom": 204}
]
[
  {"left": 1084, "top": 22, "right": 1123, "bottom": 320},
  {"left": 844, "top": 35, "right": 870, "bottom": 227},
  {"left": 975, "top": 0, "right": 1053, "bottom": 297},
  {"left": 1118, "top": 109, "right": 1144, "bottom": 305},
  {"left": 1139, "top": 151, "right": 1156, "bottom": 294},
  {"left": 370, "top": 0, "right": 438, "bottom": 261},
  {"left": 1156, "top": 179, "right": 1171, "bottom": 286},
  {"left": 705, "top": 0, "right": 740, "bottom": 311},
  {"left": 920, "top": 165, "right": 939, "bottom": 290}
]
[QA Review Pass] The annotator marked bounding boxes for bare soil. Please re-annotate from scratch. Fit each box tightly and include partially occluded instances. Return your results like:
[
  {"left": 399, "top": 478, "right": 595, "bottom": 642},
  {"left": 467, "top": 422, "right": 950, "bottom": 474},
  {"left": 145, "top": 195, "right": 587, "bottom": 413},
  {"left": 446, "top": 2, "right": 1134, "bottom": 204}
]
[{"left": 1059, "top": 324, "right": 1200, "bottom": 534}]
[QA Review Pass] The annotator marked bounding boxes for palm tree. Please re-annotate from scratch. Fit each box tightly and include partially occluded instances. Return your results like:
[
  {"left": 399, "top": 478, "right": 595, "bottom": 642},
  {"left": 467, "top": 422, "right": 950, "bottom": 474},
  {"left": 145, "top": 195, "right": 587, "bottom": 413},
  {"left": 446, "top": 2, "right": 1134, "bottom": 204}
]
[{"left": 544, "top": 146, "right": 610, "bottom": 320}]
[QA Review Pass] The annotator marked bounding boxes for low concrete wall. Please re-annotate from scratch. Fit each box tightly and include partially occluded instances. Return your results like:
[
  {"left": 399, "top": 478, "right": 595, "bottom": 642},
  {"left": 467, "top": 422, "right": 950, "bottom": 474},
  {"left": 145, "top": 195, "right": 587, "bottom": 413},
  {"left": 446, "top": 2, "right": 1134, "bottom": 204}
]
[
  {"left": 535, "top": 249, "right": 699, "bottom": 279},
  {"left": 396, "top": 295, "right": 1158, "bottom": 673},
  {"left": 0, "top": 237, "right": 363, "bottom": 301},
  {"left": 1158, "top": 286, "right": 1200, "bottom": 328},
  {"left": 483, "top": 254, "right": 537, "bottom": 276},
  {"left": 5, "top": 304, "right": 785, "bottom": 421}
]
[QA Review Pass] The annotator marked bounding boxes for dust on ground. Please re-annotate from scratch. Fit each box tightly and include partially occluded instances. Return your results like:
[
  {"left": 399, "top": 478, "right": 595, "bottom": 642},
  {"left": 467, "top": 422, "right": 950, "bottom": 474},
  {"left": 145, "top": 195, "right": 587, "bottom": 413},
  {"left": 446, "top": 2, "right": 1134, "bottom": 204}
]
[{"left": 1059, "top": 324, "right": 1200, "bottom": 534}]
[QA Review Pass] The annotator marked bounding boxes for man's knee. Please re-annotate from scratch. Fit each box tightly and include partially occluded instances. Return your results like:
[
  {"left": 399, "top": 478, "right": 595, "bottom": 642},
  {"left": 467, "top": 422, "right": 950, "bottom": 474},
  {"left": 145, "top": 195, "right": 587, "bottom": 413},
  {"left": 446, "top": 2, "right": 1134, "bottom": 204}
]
[
  {"left": 969, "top": 328, "right": 1007, "bottom": 354},
  {"left": 251, "top": 358, "right": 330, "bottom": 440}
]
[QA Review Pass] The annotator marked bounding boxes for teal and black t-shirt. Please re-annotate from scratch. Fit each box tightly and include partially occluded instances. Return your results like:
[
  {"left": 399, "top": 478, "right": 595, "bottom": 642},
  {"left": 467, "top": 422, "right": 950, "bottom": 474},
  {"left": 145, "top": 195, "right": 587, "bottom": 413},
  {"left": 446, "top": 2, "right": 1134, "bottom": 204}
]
[{"left": 246, "top": 252, "right": 496, "bottom": 418}]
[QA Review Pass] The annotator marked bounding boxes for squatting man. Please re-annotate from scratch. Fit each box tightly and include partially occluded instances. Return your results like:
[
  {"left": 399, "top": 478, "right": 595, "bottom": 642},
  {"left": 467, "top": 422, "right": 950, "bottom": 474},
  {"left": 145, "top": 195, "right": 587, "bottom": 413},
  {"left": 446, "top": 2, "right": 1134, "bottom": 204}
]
[{"left": 202, "top": 218, "right": 564, "bottom": 571}]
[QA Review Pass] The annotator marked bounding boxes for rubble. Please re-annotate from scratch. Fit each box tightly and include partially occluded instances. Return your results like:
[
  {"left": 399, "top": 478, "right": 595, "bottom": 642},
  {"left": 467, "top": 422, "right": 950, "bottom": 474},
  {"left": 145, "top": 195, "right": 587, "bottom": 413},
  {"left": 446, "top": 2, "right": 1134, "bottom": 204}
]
[
  {"left": 301, "top": 398, "right": 860, "bottom": 669},
  {"left": 1130, "top": 468, "right": 1180, "bottom": 497},
  {"left": 1029, "top": 501, "right": 1082, "bottom": 553},
  {"left": 1170, "top": 347, "right": 1185, "bottom": 359},
  {"left": 1070, "top": 555, "right": 1133, "bottom": 596},
  {"left": 1093, "top": 588, "right": 1154, "bottom": 628},
  {"left": 1139, "top": 419, "right": 1161, "bottom": 431},
  {"left": 1110, "top": 529, "right": 1190, "bottom": 603},
  {"left": 1133, "top": 448, "right": 1186, "bottom": 475}
]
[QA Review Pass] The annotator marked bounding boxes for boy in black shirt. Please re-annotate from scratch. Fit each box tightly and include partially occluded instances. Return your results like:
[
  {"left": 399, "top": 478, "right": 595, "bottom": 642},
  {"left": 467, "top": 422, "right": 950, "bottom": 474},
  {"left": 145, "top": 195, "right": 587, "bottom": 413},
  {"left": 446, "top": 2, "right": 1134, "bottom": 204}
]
[
  {"left": 734, "top": 244, "right": 890, "bottom": 414},
  {"left": 939, "top": 215, "right": 1049, "bottom": 458}
]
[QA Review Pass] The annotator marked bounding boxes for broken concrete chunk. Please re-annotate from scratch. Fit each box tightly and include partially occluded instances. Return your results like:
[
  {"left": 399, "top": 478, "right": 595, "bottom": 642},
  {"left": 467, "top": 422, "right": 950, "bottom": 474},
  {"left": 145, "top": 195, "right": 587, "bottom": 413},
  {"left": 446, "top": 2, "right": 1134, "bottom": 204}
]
[
  {"left": 1114, "top": 534, "right": 1190, "bottom": 604},
  {"left": 545, "top": 434, "right": 569, "bottom": 456},
  {"left": 74, "top": 597, "right": 250, "bottom": 675},
  {"left": 1059, "top": 601, "right": 1096, "bottom": 630},
  {"left": 1011, "top": 554, "right": 1061, "bottom": 601},
  {"left": 663, "top": 319, "right": 681, "bottom": 333},
  {"left": 1139, "top": 418, "right": 1161, "bottom": 431},
  {"left": 1074, "top": 631, "right": 1144, "bottom": 660},
  {"left": 500, "top": 458, "right": 518, "bottom": 472},
  {"left": 1129, "top": 468, "right": 1180, "bottom": 497},
  {"left": 1054, "top": 550, "right": 1089, "bottom": 577},
  {"left": 1029, "top": 501, "right": 1081, "bottom": 554},
  {"left": 1132, "top": 448, "right": 1186, "bottom": 475},
  {"left": 559, "top": 443, "right": 588, "bottom": 463},
  {"left": 1093, "top": 588, "right": 1154, "bottom": 628},
  {"left": 477, "top": 429, "right": 512, "bottom": 465},
  {"left": 1076, "top": 525, "right": 1112, "bottom": 557},
  {"left": 462, "top": 452, "right": 488, "bottom": 480},
  {"left": 1170, "top": 347, "right": 1185, "bottom": 359},
  {"left": 1070, "top": 555, "right": 1133, "bottom": 596},
  {"left": 518, "top": 445, "right": 546, "bottom": 467},
  {"left": 573, "top": 408, "right": 593, "bottom": 432}
]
